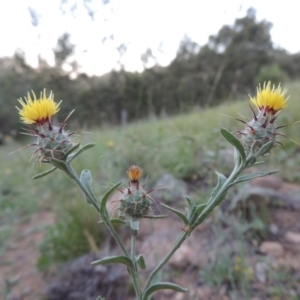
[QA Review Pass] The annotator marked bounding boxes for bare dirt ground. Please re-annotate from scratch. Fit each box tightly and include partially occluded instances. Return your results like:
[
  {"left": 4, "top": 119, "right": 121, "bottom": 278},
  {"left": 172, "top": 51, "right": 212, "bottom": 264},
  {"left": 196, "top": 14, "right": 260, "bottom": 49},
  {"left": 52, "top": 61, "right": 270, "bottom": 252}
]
[{"left": 0, "top": 211, "right": 55, "bottom": 300}]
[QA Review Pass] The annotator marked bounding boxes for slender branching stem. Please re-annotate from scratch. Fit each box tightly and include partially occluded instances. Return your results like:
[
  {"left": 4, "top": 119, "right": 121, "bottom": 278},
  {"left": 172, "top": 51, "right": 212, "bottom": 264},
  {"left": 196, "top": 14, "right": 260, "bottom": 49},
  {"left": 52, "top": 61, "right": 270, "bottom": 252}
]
[{"left": 65, "top": 162, "right": 129, "bottom": 256}]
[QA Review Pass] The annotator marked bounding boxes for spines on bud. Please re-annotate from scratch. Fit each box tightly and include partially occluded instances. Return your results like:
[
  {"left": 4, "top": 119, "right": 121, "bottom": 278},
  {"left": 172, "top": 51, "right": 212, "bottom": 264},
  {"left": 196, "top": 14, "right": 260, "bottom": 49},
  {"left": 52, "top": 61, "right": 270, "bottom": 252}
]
[
  {"left": 118, "top": 165, "right": 153, "bottom": 218},
  {"left": 239, "top": 82, "right": 289, "bottom": 156},
  {"left": 34, "top": 123, "right": 75, "bottom": 161},
  {"left": 16, "top": 90, "right": 77, "bottom": 163}
]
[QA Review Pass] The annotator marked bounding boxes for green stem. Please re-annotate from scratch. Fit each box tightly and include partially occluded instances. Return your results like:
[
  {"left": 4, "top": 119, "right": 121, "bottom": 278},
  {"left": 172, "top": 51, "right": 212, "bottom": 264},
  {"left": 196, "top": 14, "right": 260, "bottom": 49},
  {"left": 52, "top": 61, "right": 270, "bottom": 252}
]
[
  {"left": 129, "top": 218, "right": 142, "bottom": 299},
  {"left": 65, "top": 162, "right": 129, "bottom": 256},
  {"left": 62, "top": 161, "right": 143, "bottom": 298},
  {"left": 144, "top": 153, "right": 249, "bottom": 298},
  {"left": 192, "top": 163, "right": 245, "bottom": 230},
  {"left": 131, "top": 230, "right": 137, "bottom": 262},
  {"left": 143, "top": 231, "right": 189, "bottom": 297}
]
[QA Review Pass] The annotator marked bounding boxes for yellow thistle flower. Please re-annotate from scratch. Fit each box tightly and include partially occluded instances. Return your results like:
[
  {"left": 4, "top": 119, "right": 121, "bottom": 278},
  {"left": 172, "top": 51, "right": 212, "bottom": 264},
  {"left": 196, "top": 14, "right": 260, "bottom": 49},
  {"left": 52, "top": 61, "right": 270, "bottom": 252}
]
[
  {"left": 16, "top": 89, "right": 62, "bottom": 125},
  {"left": 107, "top": 140, "right": 114, "bottom": 147},
  {"left": 249, "top": 82, "right": 288, "bottom": 114},
  {"left": 127, "top": 165, "right": 143, "bottom": 183}
]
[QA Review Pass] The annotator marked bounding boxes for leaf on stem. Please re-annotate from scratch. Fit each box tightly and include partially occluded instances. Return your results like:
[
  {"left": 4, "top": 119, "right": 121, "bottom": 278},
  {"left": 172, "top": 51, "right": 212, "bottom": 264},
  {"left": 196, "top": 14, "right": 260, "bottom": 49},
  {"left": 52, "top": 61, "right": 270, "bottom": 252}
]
[
  {"left": 142, "top": 215, "right": 168, "bottom": 219},
  {"left": 220, "top": 128, "right": 246, "bottom": 163},
  {"left": 100, "top": 182, "right": 121, "bottom": 219},
  {"left": 208, "top": 171, "right": 227, "bottom": 203},
  {"left": 185, "top": 196, "right": 196, "bottom": 220},
  {"left": 142, "top": 282, "right": 187, "bottom": 300},
  {"left": 253, "top": 141, "right": 274, "bottom": 158},
  {"left": 230, "top": 170, "right": 278, "bottom": 186},
  {"left": 161, "top": 203, "right": 188, "bottom": 225},
  {"left": 32, "top": 166, "right": 57, "bottom": 179},
  {"left": 68, "top": 143, "right": 96, "bottom": 162},
  {"left": 136, "top": 254, "right": 146, "bottom": 270},
  {"left": 98, "top": 218, "right": 127, "bottom": 225},
  {"left": 64, "top": 143, "right": 81, "bottom": 158},
  {"left": 194, "top": 203, "right": 207, "bottom": 216},
  {"left": 91, "top": 255, "right": 134, "bottom": 269},
  {"left": 49, "top": 158, "right": 69, "bottom": 173}
]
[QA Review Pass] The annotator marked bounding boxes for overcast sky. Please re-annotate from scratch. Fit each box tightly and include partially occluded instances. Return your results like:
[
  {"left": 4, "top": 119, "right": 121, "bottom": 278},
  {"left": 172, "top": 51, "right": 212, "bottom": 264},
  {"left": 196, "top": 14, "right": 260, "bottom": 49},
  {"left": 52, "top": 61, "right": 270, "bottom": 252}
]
[{"left": 1, "top": 0, "right": 299, "bottom": 76}]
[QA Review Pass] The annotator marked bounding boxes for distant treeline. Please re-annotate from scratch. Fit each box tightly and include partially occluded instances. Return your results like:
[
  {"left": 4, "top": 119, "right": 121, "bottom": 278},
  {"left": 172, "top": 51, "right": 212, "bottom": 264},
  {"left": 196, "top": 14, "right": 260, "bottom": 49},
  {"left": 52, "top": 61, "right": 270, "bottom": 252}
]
[{"left": 1, "top": 8, "right": 300, "bottom": 136}]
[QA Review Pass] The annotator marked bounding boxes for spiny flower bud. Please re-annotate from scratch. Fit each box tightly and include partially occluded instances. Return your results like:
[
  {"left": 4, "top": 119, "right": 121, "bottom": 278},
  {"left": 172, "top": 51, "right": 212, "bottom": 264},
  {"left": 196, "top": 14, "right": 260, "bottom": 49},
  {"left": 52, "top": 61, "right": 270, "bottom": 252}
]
[
  {"left": 239, "top": 82, "right": 289, "bottom": 156},
  {"left": 16, "top": 90, "right": 76, "bottom": 162},
  {"left": 118, "top": 166, "right": 154, "bottom": 218}
]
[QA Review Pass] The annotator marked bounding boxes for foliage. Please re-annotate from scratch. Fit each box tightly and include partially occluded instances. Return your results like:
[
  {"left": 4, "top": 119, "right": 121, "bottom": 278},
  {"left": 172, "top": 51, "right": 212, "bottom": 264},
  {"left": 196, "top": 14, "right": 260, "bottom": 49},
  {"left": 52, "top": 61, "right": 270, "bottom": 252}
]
[
  {"left": 2, "top": 9, "right": 300, "bottom": 138},
  {"left": 255, "top": 64, "right": 288, "bottom": 86},
  {"left": 38, "top": 198, "right": 105, "bottom": 271},
  {"left": 2, "top": 79, "right": 300, "bottom": 298}
]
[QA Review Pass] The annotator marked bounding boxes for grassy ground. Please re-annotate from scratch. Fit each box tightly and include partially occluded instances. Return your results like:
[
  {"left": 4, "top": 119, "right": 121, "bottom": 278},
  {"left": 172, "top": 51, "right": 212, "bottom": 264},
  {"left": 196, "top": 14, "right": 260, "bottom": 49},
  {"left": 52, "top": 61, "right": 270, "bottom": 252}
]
[{"left": 0, "top": 81, "right": 300, "bottom": 297}]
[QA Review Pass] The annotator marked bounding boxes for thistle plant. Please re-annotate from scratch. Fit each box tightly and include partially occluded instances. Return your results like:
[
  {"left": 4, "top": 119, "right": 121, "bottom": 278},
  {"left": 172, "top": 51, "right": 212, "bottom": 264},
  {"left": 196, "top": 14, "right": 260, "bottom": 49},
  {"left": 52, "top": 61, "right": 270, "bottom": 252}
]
[
  {"left": 15, "top": 82, "right": 291, "bottom": 300},
  {"left": 16, "top": 90, "right": 77, "bottom": 163},
  {"left": 239, "top": 82, "right": 289, "bottom": 155}
]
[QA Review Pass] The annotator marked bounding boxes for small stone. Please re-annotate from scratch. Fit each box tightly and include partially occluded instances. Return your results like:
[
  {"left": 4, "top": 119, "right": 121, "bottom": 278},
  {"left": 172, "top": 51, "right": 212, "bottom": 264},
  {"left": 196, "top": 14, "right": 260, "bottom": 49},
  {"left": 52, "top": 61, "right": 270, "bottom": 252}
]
[
  {"left": 170, "top": 244, "right": 197, "bottom": 268},
  {"left": 174, "top": 292, "right": 186, "bottom": 300},
  {"left": 255, "top": 262, "right": 268, "bottom": 283},
  {"left": 251, "top": 176, "right": 283, "bottom": 190},
  {"left": 197, "top": 286, "right": 213, "bottom": 298},
  {"left": 259, "top": 241, "right": 284, "bottom": 258},
  {"left": 285, "top": 231, "right": 300, "bottom": 244},
  {"left": 218, "top": 148, "right": 235, "bottom": 168},
  {"left": 22, "top": 287, "right": 32, "bottom": 295},
  {"left": 269, "top": 223, "right": 279, "bottom": 235},
  {"left": 152, "top": 174, "right": 188, "bottom": 202}
]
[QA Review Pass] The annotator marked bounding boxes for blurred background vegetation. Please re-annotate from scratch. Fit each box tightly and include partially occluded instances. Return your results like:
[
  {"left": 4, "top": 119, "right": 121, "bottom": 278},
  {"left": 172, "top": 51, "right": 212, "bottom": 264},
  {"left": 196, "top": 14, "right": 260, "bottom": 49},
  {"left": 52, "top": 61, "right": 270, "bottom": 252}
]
[
  {"left": 1, "top": 3, "right": 300, "bottom": 299},
  {"left": 2, "top": 7, "right": 300, "bottom": 139}
]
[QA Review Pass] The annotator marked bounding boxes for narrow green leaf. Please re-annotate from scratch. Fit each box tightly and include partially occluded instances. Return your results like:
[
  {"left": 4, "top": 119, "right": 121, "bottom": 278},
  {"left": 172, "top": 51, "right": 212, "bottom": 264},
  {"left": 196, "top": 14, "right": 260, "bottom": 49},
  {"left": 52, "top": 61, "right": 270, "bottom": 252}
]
[
  {"left": 254, "top": 141, "right": 274, "bottom": 157},
  {"left": 161, "top": 203, "right": 188, "bottom": 225},
  {"left": 245, "top": 160, "right": 263, "bottom": 168},
  {"left": 185, "top": 196, "right": 195, "bottom": 208},
  {"left": 142, "top": 215, "right": 167, "bottom": 219},
  {"left": 253, "top": 161, "right": 264, "bottom": 166},
  {"left": 220, "top": 128, "right": 246, "bottom": 162},
  {"left": 91, "top": 255, "right": 134, "bottom": 269},
  {"left": 98, "top": 218, "right": 127, "bottom": 225},
  {"left": 185, "top": 196, "right": 197, "bottom": 221},
  {"left": 209, "top": 171, "right": 227, "bottom": 203},
  {"left": 190, "top": 203, "right": 207, "bottom": 225},
  {"left": 68, "top": 143, "right": 96, "bottom": 162},
  {"left": 100, "top": 182, "right": 121, "bottom": 219},
  {"left": 194, "top": 203, "right": 207, "bottom": 215},
  {"left": 142, "top": 282, "right": 187, "bottom": 300},
  {"left": 49, "top": 158, "right": 69, "bottom": 172},
  {"left": 96, "top": 296, "right": 105, "bottom": 300},
  {"left": 32, "top": 167, "right": 57, "bottom": 179},
  {"left": 80, "top": 169, "right": 95, "bottom": 204},
  {"left": 231, "top": 170, "right": 278, "bottom": 186},
  {"left": 64, "top": 143, "right": 81, "bottom": 158},
  {"left": 136, "top": 254, "right": 146, "bottom": 270}
]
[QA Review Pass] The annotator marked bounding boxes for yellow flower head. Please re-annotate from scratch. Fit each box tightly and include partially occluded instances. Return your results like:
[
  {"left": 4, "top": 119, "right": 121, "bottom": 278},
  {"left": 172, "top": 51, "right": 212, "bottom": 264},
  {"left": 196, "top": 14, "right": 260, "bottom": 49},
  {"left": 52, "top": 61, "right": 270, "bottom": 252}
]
[
  {"left": 16, "top": 89, "right": 62, "bottom": 125},
  {"left": 107, "top": 140, "right": 114, "bottom": 147},
  {"left": 250, "top": 82, "right": 289, "bottom": 114},
  {"left": 127, "top": 165, "right": 143, "bottom": 183}
]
